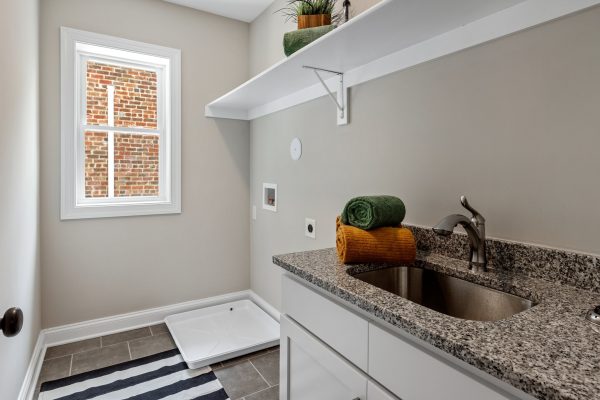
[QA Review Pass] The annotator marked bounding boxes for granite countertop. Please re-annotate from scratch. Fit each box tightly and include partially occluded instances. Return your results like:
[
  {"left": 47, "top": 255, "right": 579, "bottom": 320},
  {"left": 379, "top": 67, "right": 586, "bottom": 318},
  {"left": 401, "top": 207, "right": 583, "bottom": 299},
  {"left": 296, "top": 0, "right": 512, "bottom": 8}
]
[{"left": 273, "top": 247, "right": 600, "bottom": 400}]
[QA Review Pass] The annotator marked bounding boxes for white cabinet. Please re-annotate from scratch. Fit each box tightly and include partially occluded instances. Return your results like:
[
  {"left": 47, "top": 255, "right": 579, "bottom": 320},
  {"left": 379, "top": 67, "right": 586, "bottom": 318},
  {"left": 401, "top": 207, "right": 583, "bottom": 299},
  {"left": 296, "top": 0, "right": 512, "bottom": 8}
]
[
  {"left": 280, "top": 315, "right": 367, "bottom": 400},
  {"left": 281, "top": 274, "right": 533, "bottom": 400},
  {"left": 367, "top": 381, "right": 398, "bottom": 400},
  {"left": 369, "top": 324, "right": 512, "bottom": 400},
  {"left": 282, "top": 275, "right": 369, "bottom": 370}
]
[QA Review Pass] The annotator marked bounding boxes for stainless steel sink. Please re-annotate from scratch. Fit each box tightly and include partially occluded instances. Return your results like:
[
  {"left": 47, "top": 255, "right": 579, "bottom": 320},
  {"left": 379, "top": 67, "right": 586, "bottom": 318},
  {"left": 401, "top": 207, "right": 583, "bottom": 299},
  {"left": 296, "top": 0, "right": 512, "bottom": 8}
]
[{"left": 351, "top": 266, "right": 534, "bottom": 321}]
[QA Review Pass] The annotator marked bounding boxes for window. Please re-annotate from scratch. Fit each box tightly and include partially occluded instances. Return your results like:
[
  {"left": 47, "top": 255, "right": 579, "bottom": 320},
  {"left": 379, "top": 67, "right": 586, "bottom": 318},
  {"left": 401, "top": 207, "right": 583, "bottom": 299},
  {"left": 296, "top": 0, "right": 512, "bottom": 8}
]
[{"left": 61, "top": 28, "right": 181, "bottom": 219}]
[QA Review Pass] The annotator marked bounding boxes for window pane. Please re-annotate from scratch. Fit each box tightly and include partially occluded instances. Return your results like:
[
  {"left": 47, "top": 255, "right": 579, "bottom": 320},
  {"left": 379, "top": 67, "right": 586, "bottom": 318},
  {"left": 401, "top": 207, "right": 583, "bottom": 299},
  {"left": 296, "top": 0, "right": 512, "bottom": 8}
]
[
  {"left": 86, "top": 61, "right": 158, "bottom": 129},
  {"left": 86, "top": 64, "right": 108, "bottom": 126},
  {"left": 114, "top": 133, "right": 159, "bottom": 197},
  {"left": 84, "top": 131, "right": 108, "bottom": 198}
]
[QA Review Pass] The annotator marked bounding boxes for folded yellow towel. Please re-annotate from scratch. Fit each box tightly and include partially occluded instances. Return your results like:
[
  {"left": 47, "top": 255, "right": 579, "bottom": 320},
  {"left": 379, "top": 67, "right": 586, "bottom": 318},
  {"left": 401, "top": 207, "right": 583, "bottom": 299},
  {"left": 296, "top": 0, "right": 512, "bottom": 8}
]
[{"left": 336, "top": 217, "right": 416, "bottom": 265}]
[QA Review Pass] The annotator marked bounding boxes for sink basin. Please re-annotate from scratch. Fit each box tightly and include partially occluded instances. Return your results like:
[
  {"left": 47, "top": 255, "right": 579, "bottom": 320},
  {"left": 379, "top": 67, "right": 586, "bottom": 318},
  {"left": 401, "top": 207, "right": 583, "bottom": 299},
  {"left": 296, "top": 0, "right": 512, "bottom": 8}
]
[{"left": 351, "top": 266, "right": 534, "bottom": 321}]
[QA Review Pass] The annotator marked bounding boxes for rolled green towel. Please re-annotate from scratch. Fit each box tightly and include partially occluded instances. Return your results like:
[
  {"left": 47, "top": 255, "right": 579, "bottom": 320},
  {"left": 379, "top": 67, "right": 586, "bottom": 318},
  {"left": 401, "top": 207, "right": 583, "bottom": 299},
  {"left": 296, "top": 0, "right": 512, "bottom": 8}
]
[
  {"left": 283, "top": 25, "right": 336, "bottom": 57},
  {"left": 341, "top": 195, "right": 406, "bottom": 230}
]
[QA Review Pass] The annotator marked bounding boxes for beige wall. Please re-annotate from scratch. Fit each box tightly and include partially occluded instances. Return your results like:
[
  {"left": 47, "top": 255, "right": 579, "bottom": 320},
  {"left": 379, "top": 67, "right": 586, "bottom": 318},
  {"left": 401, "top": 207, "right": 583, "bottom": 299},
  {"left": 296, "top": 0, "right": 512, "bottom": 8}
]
[
  {"left": 40, "top": 0, "right": 251, "bottom": 327},
  {"left": 0, "top": 0, "right": 41, "bottom": 395},
  {"left": 250, "top": 6, "right": 600, "bottom": 309},
  {"left": 249, "top": 0, "right": 381, "bottom": 76},
  {"left": 249, "top": 0, "right": 293, "bottom": 76}
]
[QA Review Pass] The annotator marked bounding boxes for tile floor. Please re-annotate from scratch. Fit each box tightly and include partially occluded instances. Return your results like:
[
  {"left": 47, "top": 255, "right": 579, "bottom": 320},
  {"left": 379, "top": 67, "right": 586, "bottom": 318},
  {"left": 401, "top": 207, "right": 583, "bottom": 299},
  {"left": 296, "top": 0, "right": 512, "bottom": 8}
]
[{"left": 36, "top": 324, "right": 280, "bottom": 400}]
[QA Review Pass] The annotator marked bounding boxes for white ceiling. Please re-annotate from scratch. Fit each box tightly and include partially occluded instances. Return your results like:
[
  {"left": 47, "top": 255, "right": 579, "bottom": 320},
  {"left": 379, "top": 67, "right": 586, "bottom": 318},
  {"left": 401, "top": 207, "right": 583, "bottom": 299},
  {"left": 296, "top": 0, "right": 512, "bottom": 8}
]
[{"left": 164, "top": 0, "right": 275, "bottom": 22}]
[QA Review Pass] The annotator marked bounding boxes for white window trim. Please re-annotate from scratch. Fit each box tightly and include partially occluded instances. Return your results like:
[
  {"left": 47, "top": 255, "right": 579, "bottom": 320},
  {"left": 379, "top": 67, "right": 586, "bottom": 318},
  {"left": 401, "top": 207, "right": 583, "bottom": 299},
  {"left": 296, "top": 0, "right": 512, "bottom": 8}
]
[{"left": 60, "top": 27, "right": 181, "bottom": 220}]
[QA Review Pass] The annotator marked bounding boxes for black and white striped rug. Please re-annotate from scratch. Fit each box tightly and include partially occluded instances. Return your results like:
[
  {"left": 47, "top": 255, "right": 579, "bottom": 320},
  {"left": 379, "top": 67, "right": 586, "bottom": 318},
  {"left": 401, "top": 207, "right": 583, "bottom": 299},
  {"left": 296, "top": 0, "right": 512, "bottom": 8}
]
[{"left": 39, "top": 349, "right": 229, "bottom": 400}]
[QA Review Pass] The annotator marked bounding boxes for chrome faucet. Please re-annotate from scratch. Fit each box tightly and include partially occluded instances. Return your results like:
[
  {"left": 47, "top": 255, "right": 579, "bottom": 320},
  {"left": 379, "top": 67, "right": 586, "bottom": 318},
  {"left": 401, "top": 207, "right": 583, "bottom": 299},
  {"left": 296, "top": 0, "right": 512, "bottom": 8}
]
[{"left": 433, "top": 196, "right": 487, "bottom": 271}]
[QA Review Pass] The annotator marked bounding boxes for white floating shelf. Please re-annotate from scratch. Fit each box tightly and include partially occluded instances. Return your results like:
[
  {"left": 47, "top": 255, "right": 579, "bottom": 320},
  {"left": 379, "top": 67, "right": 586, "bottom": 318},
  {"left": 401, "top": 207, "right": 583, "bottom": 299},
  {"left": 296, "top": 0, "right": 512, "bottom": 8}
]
[{"left": 205, "top": 0, "right": 600, "bottom": 121}]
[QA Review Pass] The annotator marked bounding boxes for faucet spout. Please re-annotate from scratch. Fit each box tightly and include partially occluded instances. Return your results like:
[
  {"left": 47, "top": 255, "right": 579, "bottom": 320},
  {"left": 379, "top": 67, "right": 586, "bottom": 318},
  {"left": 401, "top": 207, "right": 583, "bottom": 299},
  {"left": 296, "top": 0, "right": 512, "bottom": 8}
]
[
  {"left": 433, "top": 214, "right": 481, "bottom": 248},
  {"left": 433, "top": 197, "right": 487, "bottom": 271}
]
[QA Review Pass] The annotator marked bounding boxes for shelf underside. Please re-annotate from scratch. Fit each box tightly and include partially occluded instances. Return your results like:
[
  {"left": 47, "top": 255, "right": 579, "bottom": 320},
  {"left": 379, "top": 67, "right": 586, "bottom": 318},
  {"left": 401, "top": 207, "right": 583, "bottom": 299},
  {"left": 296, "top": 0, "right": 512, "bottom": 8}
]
[{"left": 206, "top": 0, "right": 600, "bottom": 121}]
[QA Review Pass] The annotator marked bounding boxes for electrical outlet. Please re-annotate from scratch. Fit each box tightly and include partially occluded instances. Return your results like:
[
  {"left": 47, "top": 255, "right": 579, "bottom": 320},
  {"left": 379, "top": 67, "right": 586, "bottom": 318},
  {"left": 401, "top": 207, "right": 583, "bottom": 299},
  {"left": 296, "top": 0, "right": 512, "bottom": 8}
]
[{"left": 305, "top": 218, "right": 316, "bottom": 239}]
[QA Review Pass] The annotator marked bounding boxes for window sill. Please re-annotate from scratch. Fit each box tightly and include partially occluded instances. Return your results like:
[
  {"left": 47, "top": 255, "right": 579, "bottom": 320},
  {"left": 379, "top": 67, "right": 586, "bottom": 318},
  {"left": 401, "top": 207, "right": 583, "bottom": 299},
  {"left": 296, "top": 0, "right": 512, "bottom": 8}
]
[{"left": 60, "top": 201, "right": 181, "bottom": 220}]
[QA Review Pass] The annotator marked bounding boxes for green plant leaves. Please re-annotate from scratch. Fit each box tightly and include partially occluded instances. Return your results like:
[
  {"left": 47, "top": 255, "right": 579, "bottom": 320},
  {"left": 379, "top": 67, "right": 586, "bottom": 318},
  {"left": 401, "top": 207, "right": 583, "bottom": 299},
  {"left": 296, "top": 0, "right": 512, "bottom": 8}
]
[{"left": 276, "top": 0, "right": 342, "bottom": 24}]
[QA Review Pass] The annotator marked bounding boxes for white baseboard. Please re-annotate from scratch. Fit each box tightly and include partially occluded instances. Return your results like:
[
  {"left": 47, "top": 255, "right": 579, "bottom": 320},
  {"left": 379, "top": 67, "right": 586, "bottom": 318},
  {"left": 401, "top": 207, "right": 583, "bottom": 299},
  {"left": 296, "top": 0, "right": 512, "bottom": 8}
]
[
  {"left": 43, "top": 290, "right": 252, "bottom": 346},
  {"left": 18, "top": 290, "right": 280, "bottom": 400}
]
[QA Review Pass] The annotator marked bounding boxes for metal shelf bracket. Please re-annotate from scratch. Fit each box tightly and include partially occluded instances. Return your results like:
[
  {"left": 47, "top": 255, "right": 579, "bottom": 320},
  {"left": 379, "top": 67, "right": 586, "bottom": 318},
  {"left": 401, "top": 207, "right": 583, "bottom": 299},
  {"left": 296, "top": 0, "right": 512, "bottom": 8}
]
[{"left": 303, "top": 66, "right": 348, "bottom": 125}]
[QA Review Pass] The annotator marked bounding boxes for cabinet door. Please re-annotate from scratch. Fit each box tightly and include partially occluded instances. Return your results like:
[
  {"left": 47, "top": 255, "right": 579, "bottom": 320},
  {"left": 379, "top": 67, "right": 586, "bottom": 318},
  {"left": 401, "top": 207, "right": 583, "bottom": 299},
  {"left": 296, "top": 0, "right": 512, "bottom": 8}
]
[
  {"left": 280, "top": 315, "right": 367, "bottom": 400},
  {"left": 367, "top": 381, "right": 398, "bottom": 400},
  {"left": 369, "top": 324, "right": 513, "bottom": 400}
]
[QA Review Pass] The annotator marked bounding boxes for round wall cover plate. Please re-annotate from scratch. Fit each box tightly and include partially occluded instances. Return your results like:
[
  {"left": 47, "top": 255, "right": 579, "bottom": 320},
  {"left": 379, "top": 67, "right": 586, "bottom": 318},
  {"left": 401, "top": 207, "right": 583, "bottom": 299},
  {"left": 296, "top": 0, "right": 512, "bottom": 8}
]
[{"left": 290, "top": 137, "right": 302, "bottom": 161}]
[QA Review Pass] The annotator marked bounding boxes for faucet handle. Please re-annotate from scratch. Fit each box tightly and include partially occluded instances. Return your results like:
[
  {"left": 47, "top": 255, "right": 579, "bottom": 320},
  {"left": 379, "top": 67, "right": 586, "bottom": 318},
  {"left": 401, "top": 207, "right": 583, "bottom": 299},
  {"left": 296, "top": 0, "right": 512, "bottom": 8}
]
[{"left": 460, "top": 196, "right": 485, "bottom": 222}]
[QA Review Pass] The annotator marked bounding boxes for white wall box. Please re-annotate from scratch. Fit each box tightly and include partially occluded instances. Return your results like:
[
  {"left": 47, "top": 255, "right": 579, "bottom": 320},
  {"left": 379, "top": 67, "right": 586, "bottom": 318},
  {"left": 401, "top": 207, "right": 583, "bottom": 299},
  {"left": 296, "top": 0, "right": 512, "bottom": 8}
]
[
  {"left": 262, "top": 183, "right": 277, "bottom": 212},
  {"left": 280, "top": 274, "right": 538, "bottom": 400},
  {"left": 205, "top": 0, "right": 600, "bottom": 123}
]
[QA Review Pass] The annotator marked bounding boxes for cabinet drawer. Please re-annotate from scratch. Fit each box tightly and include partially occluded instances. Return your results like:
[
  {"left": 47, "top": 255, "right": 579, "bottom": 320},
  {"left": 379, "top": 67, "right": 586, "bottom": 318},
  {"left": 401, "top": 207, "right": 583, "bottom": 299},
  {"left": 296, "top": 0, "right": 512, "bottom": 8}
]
[
  {"left": 282, "top": 275, "right": 369, "bottom": 370},
  {"left": 369, "top": 324, "right": 512, "bottom": 400}
]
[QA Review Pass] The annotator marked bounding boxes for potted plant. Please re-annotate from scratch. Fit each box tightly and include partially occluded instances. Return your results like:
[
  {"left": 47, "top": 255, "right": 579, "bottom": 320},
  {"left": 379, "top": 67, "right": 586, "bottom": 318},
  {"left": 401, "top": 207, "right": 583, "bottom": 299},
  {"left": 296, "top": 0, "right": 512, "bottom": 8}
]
[{"left": 279, "top": 0, "right": 341, "bottom": 29}]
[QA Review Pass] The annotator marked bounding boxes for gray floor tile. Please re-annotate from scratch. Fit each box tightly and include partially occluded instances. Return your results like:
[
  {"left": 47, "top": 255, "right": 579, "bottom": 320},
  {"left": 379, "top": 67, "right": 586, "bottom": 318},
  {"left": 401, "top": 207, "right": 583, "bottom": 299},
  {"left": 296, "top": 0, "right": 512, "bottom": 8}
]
[
  {"left": 210, "top": 361, "right": 223, "bottom": 370},
  {"left": 101, "top": 327, "right": 151, "bottom": 347},
  {"left": 221, "top": 346, "right": 279, "bottom": 368},
  {"left": 248, "top": 347, "right": 277, "bottom": 360},
  {"left": 44, "top": 337, "right": 101, "bottom": 360},
  {"left": 221, "top": 353, "right": 251, "bottom": 367},
  {"left": 245, "top": 385, "right": 279, "bottom": 400},
  {"left": 251, "top": 351, "right": 279, "bottom": 386},
  {"left": 36, "top": 354, "right": 72, "bottom": 399},
  {"left": 39, "top": 355, "right": 72, "bottom": 383},
  {"left": 71, "top": 342, "right": 130, "bottom": 375},
  {"left": 36, "top": 328, "right": 278, "bottom": 400},
  {"left": 149, "top": 323, "right": 169, "bottom": 335},
  {"left": 214, "top": 361, "right": 269, "bottom": 399},
  {"left": 129, "top": 332, "right": 176, "bottom": 360}
]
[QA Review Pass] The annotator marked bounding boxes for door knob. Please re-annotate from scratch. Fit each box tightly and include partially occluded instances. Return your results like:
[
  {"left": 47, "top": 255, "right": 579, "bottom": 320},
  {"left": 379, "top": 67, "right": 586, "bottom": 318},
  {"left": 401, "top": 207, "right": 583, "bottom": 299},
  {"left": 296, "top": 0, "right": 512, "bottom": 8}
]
[{"left": 1, "top": 307, "right": 23, "bottom": 337}]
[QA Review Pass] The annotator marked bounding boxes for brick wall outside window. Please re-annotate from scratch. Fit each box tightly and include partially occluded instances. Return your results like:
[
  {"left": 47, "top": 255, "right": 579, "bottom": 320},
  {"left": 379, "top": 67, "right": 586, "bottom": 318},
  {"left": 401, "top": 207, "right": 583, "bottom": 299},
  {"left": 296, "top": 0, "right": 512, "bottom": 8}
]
[
  {"left": 84, "top": 131, "right": 108, "bottom": 198},
  {"left": 86, "top": 61, "right": 157, "bottom": 128},
  {"left": 84, "top": 61, "right": 159, "bottom": 198},
  {"left": 114, "top": 133, "right": 159, "bottom": 197}
]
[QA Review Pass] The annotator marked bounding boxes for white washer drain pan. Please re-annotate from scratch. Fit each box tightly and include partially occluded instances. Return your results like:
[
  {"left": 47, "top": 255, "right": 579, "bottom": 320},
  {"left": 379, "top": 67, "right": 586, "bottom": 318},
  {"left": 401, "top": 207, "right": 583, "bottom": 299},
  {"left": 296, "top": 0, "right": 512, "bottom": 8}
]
[{"left": 165, "top": 299, "right": 279, "bottom": 369}]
